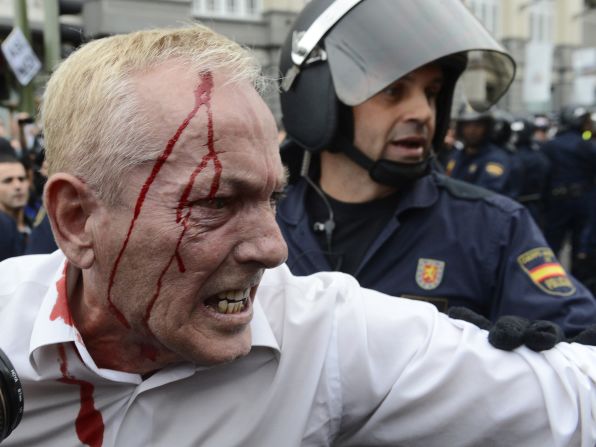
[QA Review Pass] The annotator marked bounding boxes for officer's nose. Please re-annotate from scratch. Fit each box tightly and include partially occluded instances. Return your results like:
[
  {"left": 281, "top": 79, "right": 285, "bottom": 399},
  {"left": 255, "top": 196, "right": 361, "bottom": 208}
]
[
  {"left": 402, "top": 88, "right": 434, "bottom": 126},
  {"left": 234, "top": 206, "right": 288, "bottom": 269}
]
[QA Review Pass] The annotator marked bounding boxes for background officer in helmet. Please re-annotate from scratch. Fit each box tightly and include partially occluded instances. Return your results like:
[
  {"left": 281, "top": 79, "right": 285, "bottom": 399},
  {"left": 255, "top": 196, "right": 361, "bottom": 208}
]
[
  {"left": 542, "top": 105, "right": 596, "bottom": 279},
  {"left": 510, "top": 117, "right": 551, "bottom": 229},
  {"left": 276, "top": 0, "right": 596, "bottom": 336},
  {"left": 533, "top": 114, "right": 553, "bottom": 143},
  {"left": 446, "top": 107, "right": 518, "bottom": 198}
]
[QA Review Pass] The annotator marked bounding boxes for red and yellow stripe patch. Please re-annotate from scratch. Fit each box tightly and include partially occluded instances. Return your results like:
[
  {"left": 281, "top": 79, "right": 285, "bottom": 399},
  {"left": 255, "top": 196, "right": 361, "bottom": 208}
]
[
  {"left": 518, "top": 248, "right": 575, "bottom": 296},
  {"left": 528, "top": 262, "right": 566, "bottom": 283}
]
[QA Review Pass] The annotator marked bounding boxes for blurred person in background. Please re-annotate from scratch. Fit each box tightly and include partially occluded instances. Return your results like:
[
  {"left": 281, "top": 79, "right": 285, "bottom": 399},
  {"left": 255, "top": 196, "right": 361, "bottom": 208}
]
[
  {"left": 25, "top": 148, "right": 58, "bottom": 255},
  {"left": 435, "top": 119, "right": 461, "bottom": 169},
  {"left": 0, "top": 153, "right": 30, "bottom": 261},
  {"left": 510, "top": 117, "right": 551, "bottom": 229},
  {"left": 446, "top": 107, "right": 517, "bottom": 197},
  {"left": 533, "top": 114, "right": 553, "bottom": 143},
  {"left": 542, "top": 105, "right": 596, "bottom": 278}
]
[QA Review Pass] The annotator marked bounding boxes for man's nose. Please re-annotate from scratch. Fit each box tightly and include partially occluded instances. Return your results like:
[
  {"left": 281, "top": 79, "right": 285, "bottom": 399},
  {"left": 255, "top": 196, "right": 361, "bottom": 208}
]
[{"left": 234, "top": 207, "right": 288, "bottom": 268}]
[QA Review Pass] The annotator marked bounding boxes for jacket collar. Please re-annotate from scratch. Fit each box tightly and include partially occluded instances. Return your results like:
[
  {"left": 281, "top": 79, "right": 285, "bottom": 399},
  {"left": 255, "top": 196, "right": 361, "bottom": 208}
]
[{"left": 277, "top": 173, "right": 440, "bottom": 227}]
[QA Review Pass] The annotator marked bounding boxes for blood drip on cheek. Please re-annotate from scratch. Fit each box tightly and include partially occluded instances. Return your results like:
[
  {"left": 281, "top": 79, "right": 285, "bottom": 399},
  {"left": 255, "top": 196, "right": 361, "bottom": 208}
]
[
  {"left": 106, "top": 71, "right": 221, "bottom": 341},
  {"left": 57, "top": 345, "right": 104, "bottom": 447}
]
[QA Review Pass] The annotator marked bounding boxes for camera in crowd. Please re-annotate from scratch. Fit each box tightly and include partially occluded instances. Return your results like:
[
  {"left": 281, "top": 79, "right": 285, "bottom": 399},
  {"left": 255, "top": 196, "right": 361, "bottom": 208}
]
[{"left": 0, "top": 348, "right": 23, "bottom": 443}]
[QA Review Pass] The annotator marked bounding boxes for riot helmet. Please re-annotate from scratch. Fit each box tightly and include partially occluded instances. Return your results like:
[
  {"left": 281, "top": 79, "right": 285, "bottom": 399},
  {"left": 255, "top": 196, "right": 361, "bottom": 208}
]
[
  {"left": 279, "top": 0, "right": 516, "bottom": 187},
  {"left": 511, "top": 118, "right": 536, "bottom": 147},
  {"left": 489, "top": 109, "right": 515, "bottom": 148},
  {"left": 559, "top": 105, "right": 593, "bottom": 132},
  {"left": 455, "top": 103, "right": 493, "bottom": 147}
]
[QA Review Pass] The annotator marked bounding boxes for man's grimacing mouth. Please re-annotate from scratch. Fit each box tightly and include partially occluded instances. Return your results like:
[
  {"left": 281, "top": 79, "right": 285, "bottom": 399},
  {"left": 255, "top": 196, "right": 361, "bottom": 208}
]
[{"left": 205, "top": 288, "right": 251, "bottom": 315}]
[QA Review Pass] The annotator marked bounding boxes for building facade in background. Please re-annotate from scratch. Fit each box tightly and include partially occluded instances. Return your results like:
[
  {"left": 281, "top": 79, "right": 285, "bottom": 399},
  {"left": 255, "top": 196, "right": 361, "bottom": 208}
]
[{"left": 1, "top": 0, "right": 596, "bottom": 122}]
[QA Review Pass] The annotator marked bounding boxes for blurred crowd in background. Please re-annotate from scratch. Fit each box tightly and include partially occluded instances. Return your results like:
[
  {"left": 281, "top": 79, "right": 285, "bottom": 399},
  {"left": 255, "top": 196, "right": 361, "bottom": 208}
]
[
  {"left": 0, "top": 111, "right": 55, "bottom": 262},
  {"left": 437, "top": 104, "right": 596, "bottom": 293}
]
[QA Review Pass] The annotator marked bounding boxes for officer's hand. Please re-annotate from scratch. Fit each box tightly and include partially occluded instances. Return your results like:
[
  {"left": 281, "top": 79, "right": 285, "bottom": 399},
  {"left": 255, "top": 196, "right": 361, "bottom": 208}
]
[
  {"left": 569, "top": 325, "right": 596, "bottom": 345},
  {"left": 447, "top": 307, "right": 564, "bottom": 352}
]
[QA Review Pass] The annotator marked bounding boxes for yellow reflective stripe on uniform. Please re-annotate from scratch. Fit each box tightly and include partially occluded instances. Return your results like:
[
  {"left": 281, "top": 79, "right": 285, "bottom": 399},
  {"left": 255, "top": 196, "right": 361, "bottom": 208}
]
[{"left": 485, "top": 162, "right": 504, "bottom": 176}]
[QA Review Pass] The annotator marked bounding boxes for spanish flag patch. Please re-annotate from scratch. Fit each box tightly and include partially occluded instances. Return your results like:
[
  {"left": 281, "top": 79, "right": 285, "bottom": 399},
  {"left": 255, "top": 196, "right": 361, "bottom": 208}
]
[{"left": 517, "top": 247, "right": 576, "bottom": 296}]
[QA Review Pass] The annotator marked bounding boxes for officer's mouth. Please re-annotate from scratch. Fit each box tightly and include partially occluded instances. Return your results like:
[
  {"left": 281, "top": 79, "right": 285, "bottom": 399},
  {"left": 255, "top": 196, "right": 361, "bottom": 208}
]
[{"left": 386, "top": 136, "right": 428, "bottom": 161}]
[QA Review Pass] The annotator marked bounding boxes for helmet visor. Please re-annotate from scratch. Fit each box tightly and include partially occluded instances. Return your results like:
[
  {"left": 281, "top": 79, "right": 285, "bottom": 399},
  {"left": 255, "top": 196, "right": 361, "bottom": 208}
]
[{"left": 324, "top": 0, "right": 515, "bottom": 110}]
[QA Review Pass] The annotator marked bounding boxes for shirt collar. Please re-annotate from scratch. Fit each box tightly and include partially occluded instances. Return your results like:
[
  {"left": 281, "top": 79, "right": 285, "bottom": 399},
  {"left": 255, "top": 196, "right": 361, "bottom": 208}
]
[
  {"left": 250, "top": 298, "right": 280, "bottom": 353},
  {"left": 28, "top": 254, "right": 280, "bottom": 379}
]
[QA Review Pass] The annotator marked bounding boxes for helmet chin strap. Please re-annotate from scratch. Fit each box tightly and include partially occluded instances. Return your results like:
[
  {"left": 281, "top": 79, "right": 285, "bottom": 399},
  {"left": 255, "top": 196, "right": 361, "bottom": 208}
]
[{"left": 336, "top": 134, "right": 431, "bottom": 189}]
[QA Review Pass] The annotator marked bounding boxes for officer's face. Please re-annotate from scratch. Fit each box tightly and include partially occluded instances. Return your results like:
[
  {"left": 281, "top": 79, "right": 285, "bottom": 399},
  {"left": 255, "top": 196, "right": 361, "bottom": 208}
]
[
  {"left": 460, "top": 121, "right": 488, "bottom": 148},
  {"left": 352, "top": 63, "right": 443, "bottom": 164},
  {"left": 0, "top": 162, "right": 29, "bottom": 213}
]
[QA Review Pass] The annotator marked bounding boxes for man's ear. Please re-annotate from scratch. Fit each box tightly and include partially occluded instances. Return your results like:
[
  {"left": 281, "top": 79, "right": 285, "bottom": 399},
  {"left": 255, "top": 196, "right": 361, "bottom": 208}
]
[{"left": 44, "top": 173, "right": 98, "bottom": 269}]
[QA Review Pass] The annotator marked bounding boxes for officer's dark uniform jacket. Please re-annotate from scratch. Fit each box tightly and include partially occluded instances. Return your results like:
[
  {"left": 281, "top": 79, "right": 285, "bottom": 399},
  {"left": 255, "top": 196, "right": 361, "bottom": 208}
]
[
  {"left": 515, "top": 143, "right": 551, "bottom": 227},
  {"left": 542, "top": 131, "right": 596, "bottom": 256},
  {"left": 446, "top": 142, "right": 516, "bottom": 197},
  {"left": 542, "top": 130, "right": 596, "bottom": 196},
  {"left": 0, "top": 211, "right": 26, "bottom": 262},
  {"left": 276, "top": 171, "right": 596, "bottom": 336}
]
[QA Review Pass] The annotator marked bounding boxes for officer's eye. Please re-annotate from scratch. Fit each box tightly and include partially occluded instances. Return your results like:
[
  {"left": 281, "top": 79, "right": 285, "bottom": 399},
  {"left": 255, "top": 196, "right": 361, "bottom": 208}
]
[
  {"left": 382, "top": 84, "right": 403, "bottom": 99},
  {"left": 426, "top": 82, "right": 443, "bottom": 102}
]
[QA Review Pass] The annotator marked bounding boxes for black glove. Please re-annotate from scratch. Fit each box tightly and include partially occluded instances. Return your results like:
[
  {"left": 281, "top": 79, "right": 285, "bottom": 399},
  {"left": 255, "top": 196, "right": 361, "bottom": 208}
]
[{"left": 448, "top": 307, "right": 568, "bottom": 352}]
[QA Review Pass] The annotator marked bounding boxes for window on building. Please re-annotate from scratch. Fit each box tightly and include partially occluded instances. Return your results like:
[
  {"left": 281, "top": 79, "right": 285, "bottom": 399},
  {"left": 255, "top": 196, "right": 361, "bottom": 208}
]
[
  {"left": 206, "top": 0, "right": 217, "bottom": 12},
  {"left": 528, "top": 0, "right": 554, "bottom": 43},
  {"left": 468, "top": 0, "right": 499, "bottom": 35},
  {"left": 246, "top": 0, "right": 258, "bottom": 15},
  {"left": 191, "top": 0, "right": 261, "bottom": 19}
]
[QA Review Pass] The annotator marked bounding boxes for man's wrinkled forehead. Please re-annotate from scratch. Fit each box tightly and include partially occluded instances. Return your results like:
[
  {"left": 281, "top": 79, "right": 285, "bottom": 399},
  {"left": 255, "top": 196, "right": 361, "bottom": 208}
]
[
  {"left": 132, "top": 64, "right": 281, "bottom": 183},
  {"left": 135, "top": 64, "right": 275, "bottom": 143}
]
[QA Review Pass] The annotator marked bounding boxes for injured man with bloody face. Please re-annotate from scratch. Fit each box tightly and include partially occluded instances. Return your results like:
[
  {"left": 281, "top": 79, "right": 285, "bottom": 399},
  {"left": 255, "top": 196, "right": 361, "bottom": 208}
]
[{"left": 0, "top": 26, "right": 596, "bottom": 447}]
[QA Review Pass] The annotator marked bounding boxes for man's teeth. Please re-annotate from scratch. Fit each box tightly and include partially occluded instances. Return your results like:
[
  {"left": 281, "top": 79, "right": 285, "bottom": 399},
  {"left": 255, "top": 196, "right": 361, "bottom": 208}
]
[{"left": 213, "top": 289, "right": 250, "bottom": 314}]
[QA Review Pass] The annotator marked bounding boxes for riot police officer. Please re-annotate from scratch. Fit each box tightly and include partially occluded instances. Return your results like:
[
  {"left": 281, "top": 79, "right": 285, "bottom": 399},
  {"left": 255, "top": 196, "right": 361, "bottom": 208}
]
[
  {"left": 276, "top": 0, "right": 596, "bottom": 336},
  {"left": 510, "top": 117, "right": 551, "bottom": 228},
  {"left": 542, "top": 105, "right": 596, "bottom": 276},
  {"left": 446, "top": 107, "right": 518, "bottom": 197}
]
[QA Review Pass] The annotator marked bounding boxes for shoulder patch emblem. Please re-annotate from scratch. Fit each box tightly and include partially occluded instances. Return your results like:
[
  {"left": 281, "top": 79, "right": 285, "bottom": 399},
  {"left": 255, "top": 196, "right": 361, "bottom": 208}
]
[
  {"left": 416, "top": 258, "right": 445, "bottom": 290},
  {"left": 446, "top": 159, "right": 455, "bottom": 176},
  {"left": 517, "top": 247, "right": 576, "bottom": 296},
  {"left": 485, "top": 162, "right": 504, "bottom": 177}
]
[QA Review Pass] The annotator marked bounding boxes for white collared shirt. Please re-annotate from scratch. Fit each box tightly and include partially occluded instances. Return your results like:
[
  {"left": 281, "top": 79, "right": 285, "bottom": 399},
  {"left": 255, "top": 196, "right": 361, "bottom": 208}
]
[{"left": 0, "top": 251, "right": 595, "bottom": 446}]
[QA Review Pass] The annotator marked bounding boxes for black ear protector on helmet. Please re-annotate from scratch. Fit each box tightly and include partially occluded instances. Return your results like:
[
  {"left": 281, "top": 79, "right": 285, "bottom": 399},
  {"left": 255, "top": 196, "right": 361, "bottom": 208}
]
[{"left": 279, "top": 0, "right": 356, "bottom": 155}]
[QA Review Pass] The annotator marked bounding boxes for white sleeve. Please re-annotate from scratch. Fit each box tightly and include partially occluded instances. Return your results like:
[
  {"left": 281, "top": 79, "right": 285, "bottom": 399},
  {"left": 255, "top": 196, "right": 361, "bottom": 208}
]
[{"left": 333, "top": 284, "right": 596, "bottom": 447}]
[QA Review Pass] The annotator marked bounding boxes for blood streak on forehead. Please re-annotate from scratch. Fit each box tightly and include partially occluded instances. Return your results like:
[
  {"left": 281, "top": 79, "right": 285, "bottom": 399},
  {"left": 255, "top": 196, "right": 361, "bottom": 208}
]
[{"left": 106, "top": 71, "right": 223, "bottom": 337}]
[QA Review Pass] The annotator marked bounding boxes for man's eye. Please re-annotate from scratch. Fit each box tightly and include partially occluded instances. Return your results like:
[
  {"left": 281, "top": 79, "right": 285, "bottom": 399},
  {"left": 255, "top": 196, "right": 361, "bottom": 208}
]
[{"left": 200, "top": 197, "right": 228, "bottom": 209}]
